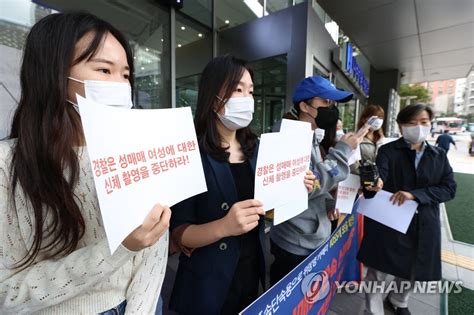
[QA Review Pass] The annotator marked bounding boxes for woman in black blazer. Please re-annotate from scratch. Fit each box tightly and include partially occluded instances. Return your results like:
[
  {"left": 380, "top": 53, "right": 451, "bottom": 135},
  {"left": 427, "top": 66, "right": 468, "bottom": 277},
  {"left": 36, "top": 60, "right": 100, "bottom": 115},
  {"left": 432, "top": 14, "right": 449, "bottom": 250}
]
[
  {"left": 358, "top": 104, "right": 457, "bottom": 314},
  {"left": 169, "top": 55, "right": 314, "bottom": 314}
]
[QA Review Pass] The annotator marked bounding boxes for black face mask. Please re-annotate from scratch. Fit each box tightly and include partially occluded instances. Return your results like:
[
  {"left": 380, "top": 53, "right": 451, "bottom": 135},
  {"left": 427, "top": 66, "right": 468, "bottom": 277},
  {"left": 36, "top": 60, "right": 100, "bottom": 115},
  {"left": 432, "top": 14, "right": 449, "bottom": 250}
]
[{"left": 315, "top": 105, "right": 339, "bottom": 130}]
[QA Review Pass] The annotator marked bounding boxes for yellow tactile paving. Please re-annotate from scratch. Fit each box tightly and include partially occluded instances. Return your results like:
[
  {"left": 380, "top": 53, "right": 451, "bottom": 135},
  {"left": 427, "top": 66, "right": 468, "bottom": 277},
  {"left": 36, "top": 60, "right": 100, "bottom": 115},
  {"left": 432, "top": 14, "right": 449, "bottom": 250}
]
[{"left": 441, "top": 250, "right": 474, "bottom": 271}]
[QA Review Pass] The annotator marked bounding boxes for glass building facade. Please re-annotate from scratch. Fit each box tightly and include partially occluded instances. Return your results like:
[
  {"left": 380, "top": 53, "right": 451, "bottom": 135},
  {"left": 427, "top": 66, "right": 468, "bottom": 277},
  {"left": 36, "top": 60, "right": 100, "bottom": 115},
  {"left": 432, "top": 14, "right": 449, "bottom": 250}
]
[{"left": 0, "top": 0, "right": 372, "bottom": 138}]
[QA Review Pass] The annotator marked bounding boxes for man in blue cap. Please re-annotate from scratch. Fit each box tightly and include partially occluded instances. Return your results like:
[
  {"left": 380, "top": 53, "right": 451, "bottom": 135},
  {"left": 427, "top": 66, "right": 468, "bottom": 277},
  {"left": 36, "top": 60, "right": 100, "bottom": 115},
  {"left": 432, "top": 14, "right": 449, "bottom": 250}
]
[
  {"left": 270, "top": 76, "right": 370, "bottom": 285},
  {"left": 289, "top": 76, "right": 353, "bottom": 131}
]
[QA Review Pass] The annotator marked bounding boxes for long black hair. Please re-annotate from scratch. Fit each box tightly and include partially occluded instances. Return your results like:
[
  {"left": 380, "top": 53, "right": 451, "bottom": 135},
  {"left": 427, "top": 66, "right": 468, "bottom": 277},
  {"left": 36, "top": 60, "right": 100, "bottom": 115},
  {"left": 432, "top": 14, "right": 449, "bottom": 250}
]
[
  {"left": 9, "top": 12, "right": 134, "bottom": 268},
  {"left": 320, "top": 121, "right": 337, "bottom": 153},
  {"left": 194, "top": 55, "right": 257, "bottom": 161}
]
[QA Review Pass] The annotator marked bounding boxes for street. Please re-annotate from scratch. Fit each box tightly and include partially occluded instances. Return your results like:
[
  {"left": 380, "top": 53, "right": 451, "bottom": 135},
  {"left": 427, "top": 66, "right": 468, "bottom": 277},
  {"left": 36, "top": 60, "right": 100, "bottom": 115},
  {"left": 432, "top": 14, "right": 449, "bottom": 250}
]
[{"left": 428, "top": 132, "right": 474, "bottom": 175}]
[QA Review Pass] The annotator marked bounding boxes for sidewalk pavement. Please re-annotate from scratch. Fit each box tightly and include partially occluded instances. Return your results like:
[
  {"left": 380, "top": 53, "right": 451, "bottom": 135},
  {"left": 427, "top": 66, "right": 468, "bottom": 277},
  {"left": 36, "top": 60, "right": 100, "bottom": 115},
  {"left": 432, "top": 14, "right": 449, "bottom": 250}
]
[
  {"left": 329, "top": 287, "right": 441, "bottom": 315},
  {"left": 433, "top": 132, "right": 474, "bottom": 291},
  {"left": 440, "top": 204, "right": 474, "bottom": 291}
]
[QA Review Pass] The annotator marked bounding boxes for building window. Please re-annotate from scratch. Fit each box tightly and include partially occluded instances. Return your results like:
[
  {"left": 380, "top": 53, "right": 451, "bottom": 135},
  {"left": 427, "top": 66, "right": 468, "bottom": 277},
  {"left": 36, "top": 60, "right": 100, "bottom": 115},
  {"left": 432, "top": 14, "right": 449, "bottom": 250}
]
[
  {"left": 266, "top": 0, "right": 305, "bottom": 15},
  {"left": 175, "top": 12, "right": 212, "bottom": 111},
  {"left": 1, "top": 0, "right": 173, "bottom": 109},
  {"left": 333, "top": 78, "right": 358, "bottom": 132},
  {"left": 0, "top": 1, "right": 57, "bottom": 138},
  {"left": 249, "top": 55, "right": 287, "bottom": 135},
  {"left": 313, "top": 56, "right": 331, "bottom": 79},
  {"left": 179, "top": 0, "right": 212, "bottom": 28},
  {"left": 132, "top": 7, "right": 171, "bottom": 109},
  {"left": 216, "top": 0, "right": 263, "bottom": 30}
]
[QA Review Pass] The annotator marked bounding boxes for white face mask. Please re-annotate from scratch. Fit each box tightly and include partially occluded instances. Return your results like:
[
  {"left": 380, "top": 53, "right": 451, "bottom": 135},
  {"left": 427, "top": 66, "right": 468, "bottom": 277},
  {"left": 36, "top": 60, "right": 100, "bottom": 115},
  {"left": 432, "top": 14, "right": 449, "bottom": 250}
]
[
  {"left": 367, "top": 116, "right": 384, "bottom": 131},
  {"left": 402, "top": 125, "right": 431, "bottom": 144},
  {"left": 336, "top": 129, "right": 344, "bottom": 140},
  {"left": 67, "top": 77, "right": 133, "bottom": 110},
  {"left": 314, "top": 128, "right": 325, "bottom": 144},
  {"left": 217, "top": 96, "right": 254, "bottom": 130}
]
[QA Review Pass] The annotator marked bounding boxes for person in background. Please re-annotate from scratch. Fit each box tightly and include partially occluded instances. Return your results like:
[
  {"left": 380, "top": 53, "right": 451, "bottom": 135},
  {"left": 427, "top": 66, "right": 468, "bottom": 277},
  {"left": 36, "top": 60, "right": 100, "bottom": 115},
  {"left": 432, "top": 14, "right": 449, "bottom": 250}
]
[
  {"left": 1, "top": 12, "right": 170, "bottom": 314},
  {"left": 336, "top": 118, "right": 345, "bottom": 140},
  {"left": 358, "top": 104, "right": 457, "bottom": 315},
  {"left": 169, "top": 55, "right": 315, "bottom": 315},
  {"left": 350, "top": 104, "right": 386, "bottom": 175},
  {"left": 321, "top": 114, "right": 347, "bottom": 233},
  {"left": 435, "top": 129, "right": 457, "bottom": 153},
  {"left": 269, "top": 76, "right": 369, "bottom": 285}
]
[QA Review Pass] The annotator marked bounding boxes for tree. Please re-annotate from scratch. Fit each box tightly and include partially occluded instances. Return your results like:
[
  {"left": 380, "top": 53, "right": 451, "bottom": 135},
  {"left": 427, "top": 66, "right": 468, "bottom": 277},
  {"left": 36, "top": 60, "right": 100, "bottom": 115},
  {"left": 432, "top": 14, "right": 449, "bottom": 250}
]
[
  {"left": 459, "top": 113, "right": 474, "bottom": 123},
  {"left": 399, "top": 84, "right": 431, "bottom": 109}
]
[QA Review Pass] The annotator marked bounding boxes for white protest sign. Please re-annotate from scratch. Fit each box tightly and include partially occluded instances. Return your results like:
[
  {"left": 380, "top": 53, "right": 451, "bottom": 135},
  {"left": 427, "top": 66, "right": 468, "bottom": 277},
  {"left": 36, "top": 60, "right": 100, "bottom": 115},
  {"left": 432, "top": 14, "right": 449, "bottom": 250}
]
[
  {"left": 280, "top": 119, "right": 312, "bottom": 133},
  {"left": 273, "top": 197, "right": 308, "bottom": 225},
  {"left": 255, "top": 121, "right": 313, "bottom": 224},
  {"left": 77, "top": 95, "right": 207, "bottom": 252},
  {"left": 335, "top": 174, "right": 360, "bottom": 214},
  {"left": 356, "top": 190, "right": 418, "bottom": 234}
]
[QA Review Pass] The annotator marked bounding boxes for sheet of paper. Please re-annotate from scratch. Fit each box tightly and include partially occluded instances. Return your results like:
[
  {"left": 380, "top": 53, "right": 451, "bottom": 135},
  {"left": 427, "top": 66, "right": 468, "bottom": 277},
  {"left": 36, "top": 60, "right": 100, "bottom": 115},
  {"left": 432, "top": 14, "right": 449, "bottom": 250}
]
[
  {"left": 335, "top": 174, "right": 360, "bottom": 214},
  {"left": 347, "top": 145, "right": 361, "bottom": 166},
  {"left": 356, "top": 190, "right": 418, "bottom": 234},
  {"left": 254, "top": 128, "right": 313, "bottom": 224},
  {"left": 273, "top": 197, "right": 308, "bottom": 225},
  {"left": 280, "top": 118, "right": 312, "bottom": 132},
  {"left": 77, "top": 95, "right": 207, "bottom": 252}
]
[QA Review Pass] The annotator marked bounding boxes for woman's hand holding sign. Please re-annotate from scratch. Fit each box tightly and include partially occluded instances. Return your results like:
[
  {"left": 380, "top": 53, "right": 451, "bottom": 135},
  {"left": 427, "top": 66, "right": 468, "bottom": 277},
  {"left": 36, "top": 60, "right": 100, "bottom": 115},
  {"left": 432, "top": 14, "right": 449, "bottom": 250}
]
[
  {"left": 122, "top": 203, "right": 171, "bottom": 251},
  {"left": 304, "top": 170, "right": 316, "bottom": 192},
  {"left": 219, "top": 200, "right": 265, "bottom": 237}
]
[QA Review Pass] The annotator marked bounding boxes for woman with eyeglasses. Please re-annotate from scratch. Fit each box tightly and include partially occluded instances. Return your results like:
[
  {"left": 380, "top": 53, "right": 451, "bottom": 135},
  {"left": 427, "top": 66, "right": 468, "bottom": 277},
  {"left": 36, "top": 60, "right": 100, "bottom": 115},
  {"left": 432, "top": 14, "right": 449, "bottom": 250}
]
[{"left": 269, "top": 76, "right": 369, "bottom": 285}]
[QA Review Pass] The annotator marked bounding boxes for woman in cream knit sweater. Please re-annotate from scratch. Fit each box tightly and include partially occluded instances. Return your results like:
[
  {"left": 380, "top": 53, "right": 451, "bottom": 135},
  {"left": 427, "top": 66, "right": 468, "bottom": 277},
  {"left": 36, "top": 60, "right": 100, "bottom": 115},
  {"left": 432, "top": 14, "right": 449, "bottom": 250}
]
[{"left": 0, "top": 12, "right": 170, "bottom": 314}]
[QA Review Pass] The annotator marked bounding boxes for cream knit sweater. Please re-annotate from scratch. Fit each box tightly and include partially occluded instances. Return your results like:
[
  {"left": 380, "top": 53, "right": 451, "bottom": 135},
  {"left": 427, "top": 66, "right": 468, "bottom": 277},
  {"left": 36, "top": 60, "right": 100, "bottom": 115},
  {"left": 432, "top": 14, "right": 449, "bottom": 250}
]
[{"left": 0, "top": 140, "right": 168, "bottom": 314}]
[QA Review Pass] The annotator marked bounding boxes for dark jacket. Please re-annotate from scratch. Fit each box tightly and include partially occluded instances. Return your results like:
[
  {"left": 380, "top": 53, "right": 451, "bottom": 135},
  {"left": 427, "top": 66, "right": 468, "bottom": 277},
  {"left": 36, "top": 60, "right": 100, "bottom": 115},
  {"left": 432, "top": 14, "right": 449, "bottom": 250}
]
[
  {"left": 435, "top": 133, "right": 455, "bottom": 151},
  {"left": 169, "top": 145, "right": 265, "bottom": 314},
  {"left": 357, "top": 138, "right": 456, "bottom": 281}
]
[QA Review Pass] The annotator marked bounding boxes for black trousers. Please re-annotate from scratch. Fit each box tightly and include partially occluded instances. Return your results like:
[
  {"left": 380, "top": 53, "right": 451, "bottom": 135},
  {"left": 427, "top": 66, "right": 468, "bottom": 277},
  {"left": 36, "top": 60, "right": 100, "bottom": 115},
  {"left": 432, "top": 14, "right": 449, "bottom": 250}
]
[
  {"left": 221, "top": 258, "right": 259, "bottom": 315},
  {"left": 270, "top": 240, "right": 307, "bottom": 286}
]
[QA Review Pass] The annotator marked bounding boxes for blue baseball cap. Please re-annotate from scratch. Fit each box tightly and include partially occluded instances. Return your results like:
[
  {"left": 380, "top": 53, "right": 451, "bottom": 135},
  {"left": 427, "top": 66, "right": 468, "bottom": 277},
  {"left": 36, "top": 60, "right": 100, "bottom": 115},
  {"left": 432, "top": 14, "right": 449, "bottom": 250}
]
[{"left": 292, "top": 76, "right": 353, "bottom": 104}]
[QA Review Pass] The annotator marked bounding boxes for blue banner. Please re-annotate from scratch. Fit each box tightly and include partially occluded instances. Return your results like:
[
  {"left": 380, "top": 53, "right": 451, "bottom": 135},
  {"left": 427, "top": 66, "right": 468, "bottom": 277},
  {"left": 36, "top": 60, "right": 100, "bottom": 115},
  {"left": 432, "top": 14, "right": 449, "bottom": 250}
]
[{"left": 240, "top": 212, "right": 361, "bottom": 315}]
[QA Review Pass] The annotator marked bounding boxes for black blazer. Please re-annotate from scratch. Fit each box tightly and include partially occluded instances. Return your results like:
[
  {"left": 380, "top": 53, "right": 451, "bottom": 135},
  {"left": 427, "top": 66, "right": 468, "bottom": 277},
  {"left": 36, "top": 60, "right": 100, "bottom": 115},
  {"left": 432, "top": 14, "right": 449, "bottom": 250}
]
[
  {"left": 169, "top": 144, "right": 265, "bottom": 314},
  {"left": 358, "top": 138, "right": 456, "bottom": 281}
]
